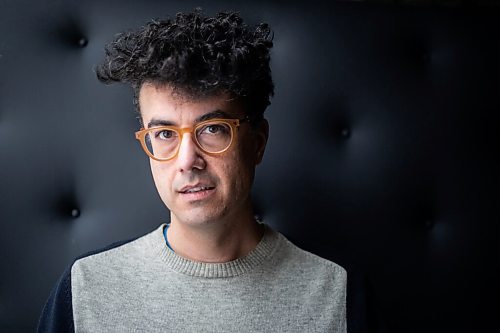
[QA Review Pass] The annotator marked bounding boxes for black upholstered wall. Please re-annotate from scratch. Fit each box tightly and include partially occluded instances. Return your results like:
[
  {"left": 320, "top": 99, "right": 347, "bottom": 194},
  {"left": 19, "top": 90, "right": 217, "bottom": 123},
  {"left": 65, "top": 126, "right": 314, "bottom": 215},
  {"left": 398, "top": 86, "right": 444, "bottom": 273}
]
[{"left": 1, "top": 1, "right": 499, "bottom": 332}]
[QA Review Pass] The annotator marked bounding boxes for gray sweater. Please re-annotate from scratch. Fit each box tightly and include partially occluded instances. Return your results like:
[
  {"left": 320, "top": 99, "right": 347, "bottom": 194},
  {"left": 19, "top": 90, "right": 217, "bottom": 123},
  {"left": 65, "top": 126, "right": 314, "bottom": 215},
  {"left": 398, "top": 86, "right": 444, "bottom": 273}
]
[{"left": 43, "top": 224, "right": 347, "bottom": 332}]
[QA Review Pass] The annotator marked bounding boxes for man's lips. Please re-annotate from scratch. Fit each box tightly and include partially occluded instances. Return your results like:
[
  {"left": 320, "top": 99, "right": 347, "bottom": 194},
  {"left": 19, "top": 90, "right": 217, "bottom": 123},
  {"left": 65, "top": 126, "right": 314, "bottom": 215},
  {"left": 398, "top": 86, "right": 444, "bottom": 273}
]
[
  {"left": 178, "top": 184, "right": 215, "bottom": 194},
  {"left": 177, "top": 184, "right": 216, "bottom": 202}
]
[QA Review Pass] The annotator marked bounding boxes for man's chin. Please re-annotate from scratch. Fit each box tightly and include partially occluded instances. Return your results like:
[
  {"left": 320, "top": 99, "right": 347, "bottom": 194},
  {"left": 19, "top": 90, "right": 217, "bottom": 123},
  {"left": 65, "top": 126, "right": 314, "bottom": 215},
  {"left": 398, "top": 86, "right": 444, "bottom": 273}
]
[{"left": 171, "top": 210, "right": 223, "bottom": 227}]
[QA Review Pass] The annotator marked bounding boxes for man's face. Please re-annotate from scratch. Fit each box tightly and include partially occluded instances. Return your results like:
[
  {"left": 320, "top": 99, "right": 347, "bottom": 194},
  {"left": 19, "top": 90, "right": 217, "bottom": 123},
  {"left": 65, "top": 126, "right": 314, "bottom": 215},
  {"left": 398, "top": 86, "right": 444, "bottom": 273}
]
[{"left": 139, "top": 84, "right": 268, "bottom": 228}]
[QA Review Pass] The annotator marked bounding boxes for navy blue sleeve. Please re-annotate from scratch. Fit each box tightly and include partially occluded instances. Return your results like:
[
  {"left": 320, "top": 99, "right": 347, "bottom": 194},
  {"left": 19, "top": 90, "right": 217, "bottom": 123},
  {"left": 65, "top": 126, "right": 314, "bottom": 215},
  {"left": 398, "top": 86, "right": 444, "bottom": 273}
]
[
  {"left": 37, "top": 264, "right": 75, "bottom": 333},
  {"left": 346, "top": 265, "right": 387, "bottom": 333}
]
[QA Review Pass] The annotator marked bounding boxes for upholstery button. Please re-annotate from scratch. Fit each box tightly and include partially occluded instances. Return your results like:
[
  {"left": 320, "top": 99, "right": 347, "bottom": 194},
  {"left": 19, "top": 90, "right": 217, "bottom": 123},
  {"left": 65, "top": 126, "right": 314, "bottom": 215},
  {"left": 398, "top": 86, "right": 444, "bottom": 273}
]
[
  {"left": 341, "top": 128, "right": 350, "bottom": 138},
  {"left": 78, "top": 37, "right": 88, "bottom": 47},
  {"left": 71, "top": 208, "right": 80, "bottom": 218}
]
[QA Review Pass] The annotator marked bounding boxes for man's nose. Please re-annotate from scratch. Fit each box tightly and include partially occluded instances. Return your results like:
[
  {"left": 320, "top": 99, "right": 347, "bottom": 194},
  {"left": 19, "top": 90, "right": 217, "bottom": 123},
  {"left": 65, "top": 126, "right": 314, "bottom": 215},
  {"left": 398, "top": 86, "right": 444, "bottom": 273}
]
[{"left": 176, "top": 133, "right": 206, "bottom": 172}]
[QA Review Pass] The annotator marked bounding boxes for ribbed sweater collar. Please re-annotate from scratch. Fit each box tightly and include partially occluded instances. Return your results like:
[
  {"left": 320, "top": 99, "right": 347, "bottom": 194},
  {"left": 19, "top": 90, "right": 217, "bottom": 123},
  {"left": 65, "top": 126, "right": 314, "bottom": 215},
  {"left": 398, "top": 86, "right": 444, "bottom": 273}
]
[{"left": 152, "top": 223, "right": 280, "bottom": 278}]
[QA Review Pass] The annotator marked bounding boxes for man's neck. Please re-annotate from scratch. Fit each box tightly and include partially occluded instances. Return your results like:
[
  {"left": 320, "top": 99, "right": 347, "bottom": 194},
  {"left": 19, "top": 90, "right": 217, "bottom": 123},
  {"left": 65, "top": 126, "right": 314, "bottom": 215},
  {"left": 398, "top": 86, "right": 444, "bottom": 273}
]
[{"left": 167, "top": 213, "right": 264, "bottom": 263}]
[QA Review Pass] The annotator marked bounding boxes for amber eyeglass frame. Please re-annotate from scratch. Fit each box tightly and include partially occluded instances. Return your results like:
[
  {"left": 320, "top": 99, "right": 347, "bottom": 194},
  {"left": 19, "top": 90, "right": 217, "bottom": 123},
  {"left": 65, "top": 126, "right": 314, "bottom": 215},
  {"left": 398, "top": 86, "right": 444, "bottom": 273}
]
[{"left": 134, "top": 117, "right": 250, "bottom": 161}]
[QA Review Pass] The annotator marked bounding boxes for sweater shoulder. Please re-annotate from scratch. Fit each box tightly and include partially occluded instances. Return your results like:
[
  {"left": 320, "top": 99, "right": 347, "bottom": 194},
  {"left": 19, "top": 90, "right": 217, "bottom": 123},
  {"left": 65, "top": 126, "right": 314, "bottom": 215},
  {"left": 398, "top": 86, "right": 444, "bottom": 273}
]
[
  {"left": 71, "top": 225, "right": 164, "bottom": 286},
  {"left": 75, "top": 225, "right": 162, "bottom": 262},
  {"left": 276, "top": 232, "right": 347, "bottom": 279}
]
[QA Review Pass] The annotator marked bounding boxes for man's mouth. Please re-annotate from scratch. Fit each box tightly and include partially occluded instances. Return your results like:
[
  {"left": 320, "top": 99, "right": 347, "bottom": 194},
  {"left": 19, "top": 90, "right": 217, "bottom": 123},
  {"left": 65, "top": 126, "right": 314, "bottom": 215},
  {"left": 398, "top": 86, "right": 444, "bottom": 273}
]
[
  {"left": 178, "top": 184, "right": 216, "bottom": 201},
  {"left": 180, "top": 186, "right": 215, "bottom": 194}
]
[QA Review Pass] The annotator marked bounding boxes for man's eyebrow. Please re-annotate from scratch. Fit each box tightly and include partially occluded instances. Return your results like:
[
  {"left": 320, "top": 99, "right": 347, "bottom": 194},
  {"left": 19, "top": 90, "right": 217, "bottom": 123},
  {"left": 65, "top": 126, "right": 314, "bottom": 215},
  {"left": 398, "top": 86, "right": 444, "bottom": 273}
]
[
  {"left": 147, "top": 119, "right": 175, "bottom": 128},
  {"left": 147, "top": 110, "right": 234, "bottom": 128},
  {"left": 196, "top": 110, "right": 233, "bottom": 122}
]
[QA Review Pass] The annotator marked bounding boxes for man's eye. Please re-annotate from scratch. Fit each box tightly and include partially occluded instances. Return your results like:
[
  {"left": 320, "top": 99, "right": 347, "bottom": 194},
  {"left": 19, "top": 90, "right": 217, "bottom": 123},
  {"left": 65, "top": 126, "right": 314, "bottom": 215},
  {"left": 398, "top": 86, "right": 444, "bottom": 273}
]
[
  {"left": 155, "top": 130, "right": 176, "bottom": 140},
  {"left": 207, "top": 125, "right": 222, "bottom": 134},
  {"left": 201, "top": 124, "right": 230, "bottom": 135}
]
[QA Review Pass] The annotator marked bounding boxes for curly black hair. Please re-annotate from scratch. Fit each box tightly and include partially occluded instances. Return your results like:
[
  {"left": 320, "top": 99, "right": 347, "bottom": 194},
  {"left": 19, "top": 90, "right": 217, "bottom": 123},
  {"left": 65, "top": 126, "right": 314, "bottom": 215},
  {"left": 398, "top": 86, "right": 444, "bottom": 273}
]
[{"left": 96, "top": 10, "right": 274, "bottom": 121}]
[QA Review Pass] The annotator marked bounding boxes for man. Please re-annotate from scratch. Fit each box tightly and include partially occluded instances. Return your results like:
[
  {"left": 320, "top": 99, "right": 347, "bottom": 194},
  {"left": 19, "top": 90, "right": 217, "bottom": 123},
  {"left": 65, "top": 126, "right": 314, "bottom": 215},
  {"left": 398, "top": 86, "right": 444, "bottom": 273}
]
[{"left": 38, "top": 10, "right": 347, "bottom": 332}]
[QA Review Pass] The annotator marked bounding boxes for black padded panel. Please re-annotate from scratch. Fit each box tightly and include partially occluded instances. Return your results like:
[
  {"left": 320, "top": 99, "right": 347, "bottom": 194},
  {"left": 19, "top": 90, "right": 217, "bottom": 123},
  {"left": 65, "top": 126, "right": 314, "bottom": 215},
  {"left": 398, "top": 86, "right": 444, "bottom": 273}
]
[{"left": 1, "top": 1, "right": 499, "bottom": 332}]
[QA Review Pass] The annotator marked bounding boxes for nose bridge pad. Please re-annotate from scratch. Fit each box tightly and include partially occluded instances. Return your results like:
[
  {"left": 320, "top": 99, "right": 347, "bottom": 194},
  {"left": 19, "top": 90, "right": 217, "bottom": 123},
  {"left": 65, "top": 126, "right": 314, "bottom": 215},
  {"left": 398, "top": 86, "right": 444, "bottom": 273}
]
[
  {"left": 177, "top": 129, "right": 200, "bottom": 160},
  {"left": 179, "top": 127, "right": 195, "bottom": 147}
]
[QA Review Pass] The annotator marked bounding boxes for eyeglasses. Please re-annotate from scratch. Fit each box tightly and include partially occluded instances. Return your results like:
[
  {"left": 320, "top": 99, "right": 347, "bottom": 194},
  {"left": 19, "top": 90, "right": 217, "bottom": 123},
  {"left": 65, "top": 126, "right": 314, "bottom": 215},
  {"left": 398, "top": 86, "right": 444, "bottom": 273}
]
[{"left": 135, "top": 117, "right": 250, "bottom": 161}]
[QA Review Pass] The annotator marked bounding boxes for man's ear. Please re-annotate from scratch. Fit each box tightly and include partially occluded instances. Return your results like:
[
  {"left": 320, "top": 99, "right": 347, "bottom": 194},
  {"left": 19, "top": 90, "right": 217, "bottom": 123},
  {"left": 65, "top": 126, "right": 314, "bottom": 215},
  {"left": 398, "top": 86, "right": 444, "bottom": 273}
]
[{"left": 255, "top": 119, "right": 269, "bottom": 165}]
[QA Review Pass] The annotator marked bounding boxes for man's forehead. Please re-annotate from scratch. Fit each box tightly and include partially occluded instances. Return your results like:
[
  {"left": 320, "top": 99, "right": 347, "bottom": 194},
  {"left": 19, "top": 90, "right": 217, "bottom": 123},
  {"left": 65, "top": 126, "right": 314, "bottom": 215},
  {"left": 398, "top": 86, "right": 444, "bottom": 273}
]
[
  {"left": 139, "top": 84, "right": 244, "bottom": 126},
  {"left": 139, "top": 82, "right": 231, "bottom": 104}
]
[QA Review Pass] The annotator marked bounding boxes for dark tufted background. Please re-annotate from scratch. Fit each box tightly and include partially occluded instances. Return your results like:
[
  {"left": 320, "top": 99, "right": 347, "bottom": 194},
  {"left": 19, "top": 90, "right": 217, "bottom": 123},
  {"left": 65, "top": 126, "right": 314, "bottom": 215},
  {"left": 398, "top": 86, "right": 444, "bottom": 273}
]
[{"left": 1, "top": 0, "right": 499, "bottom": 332}]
